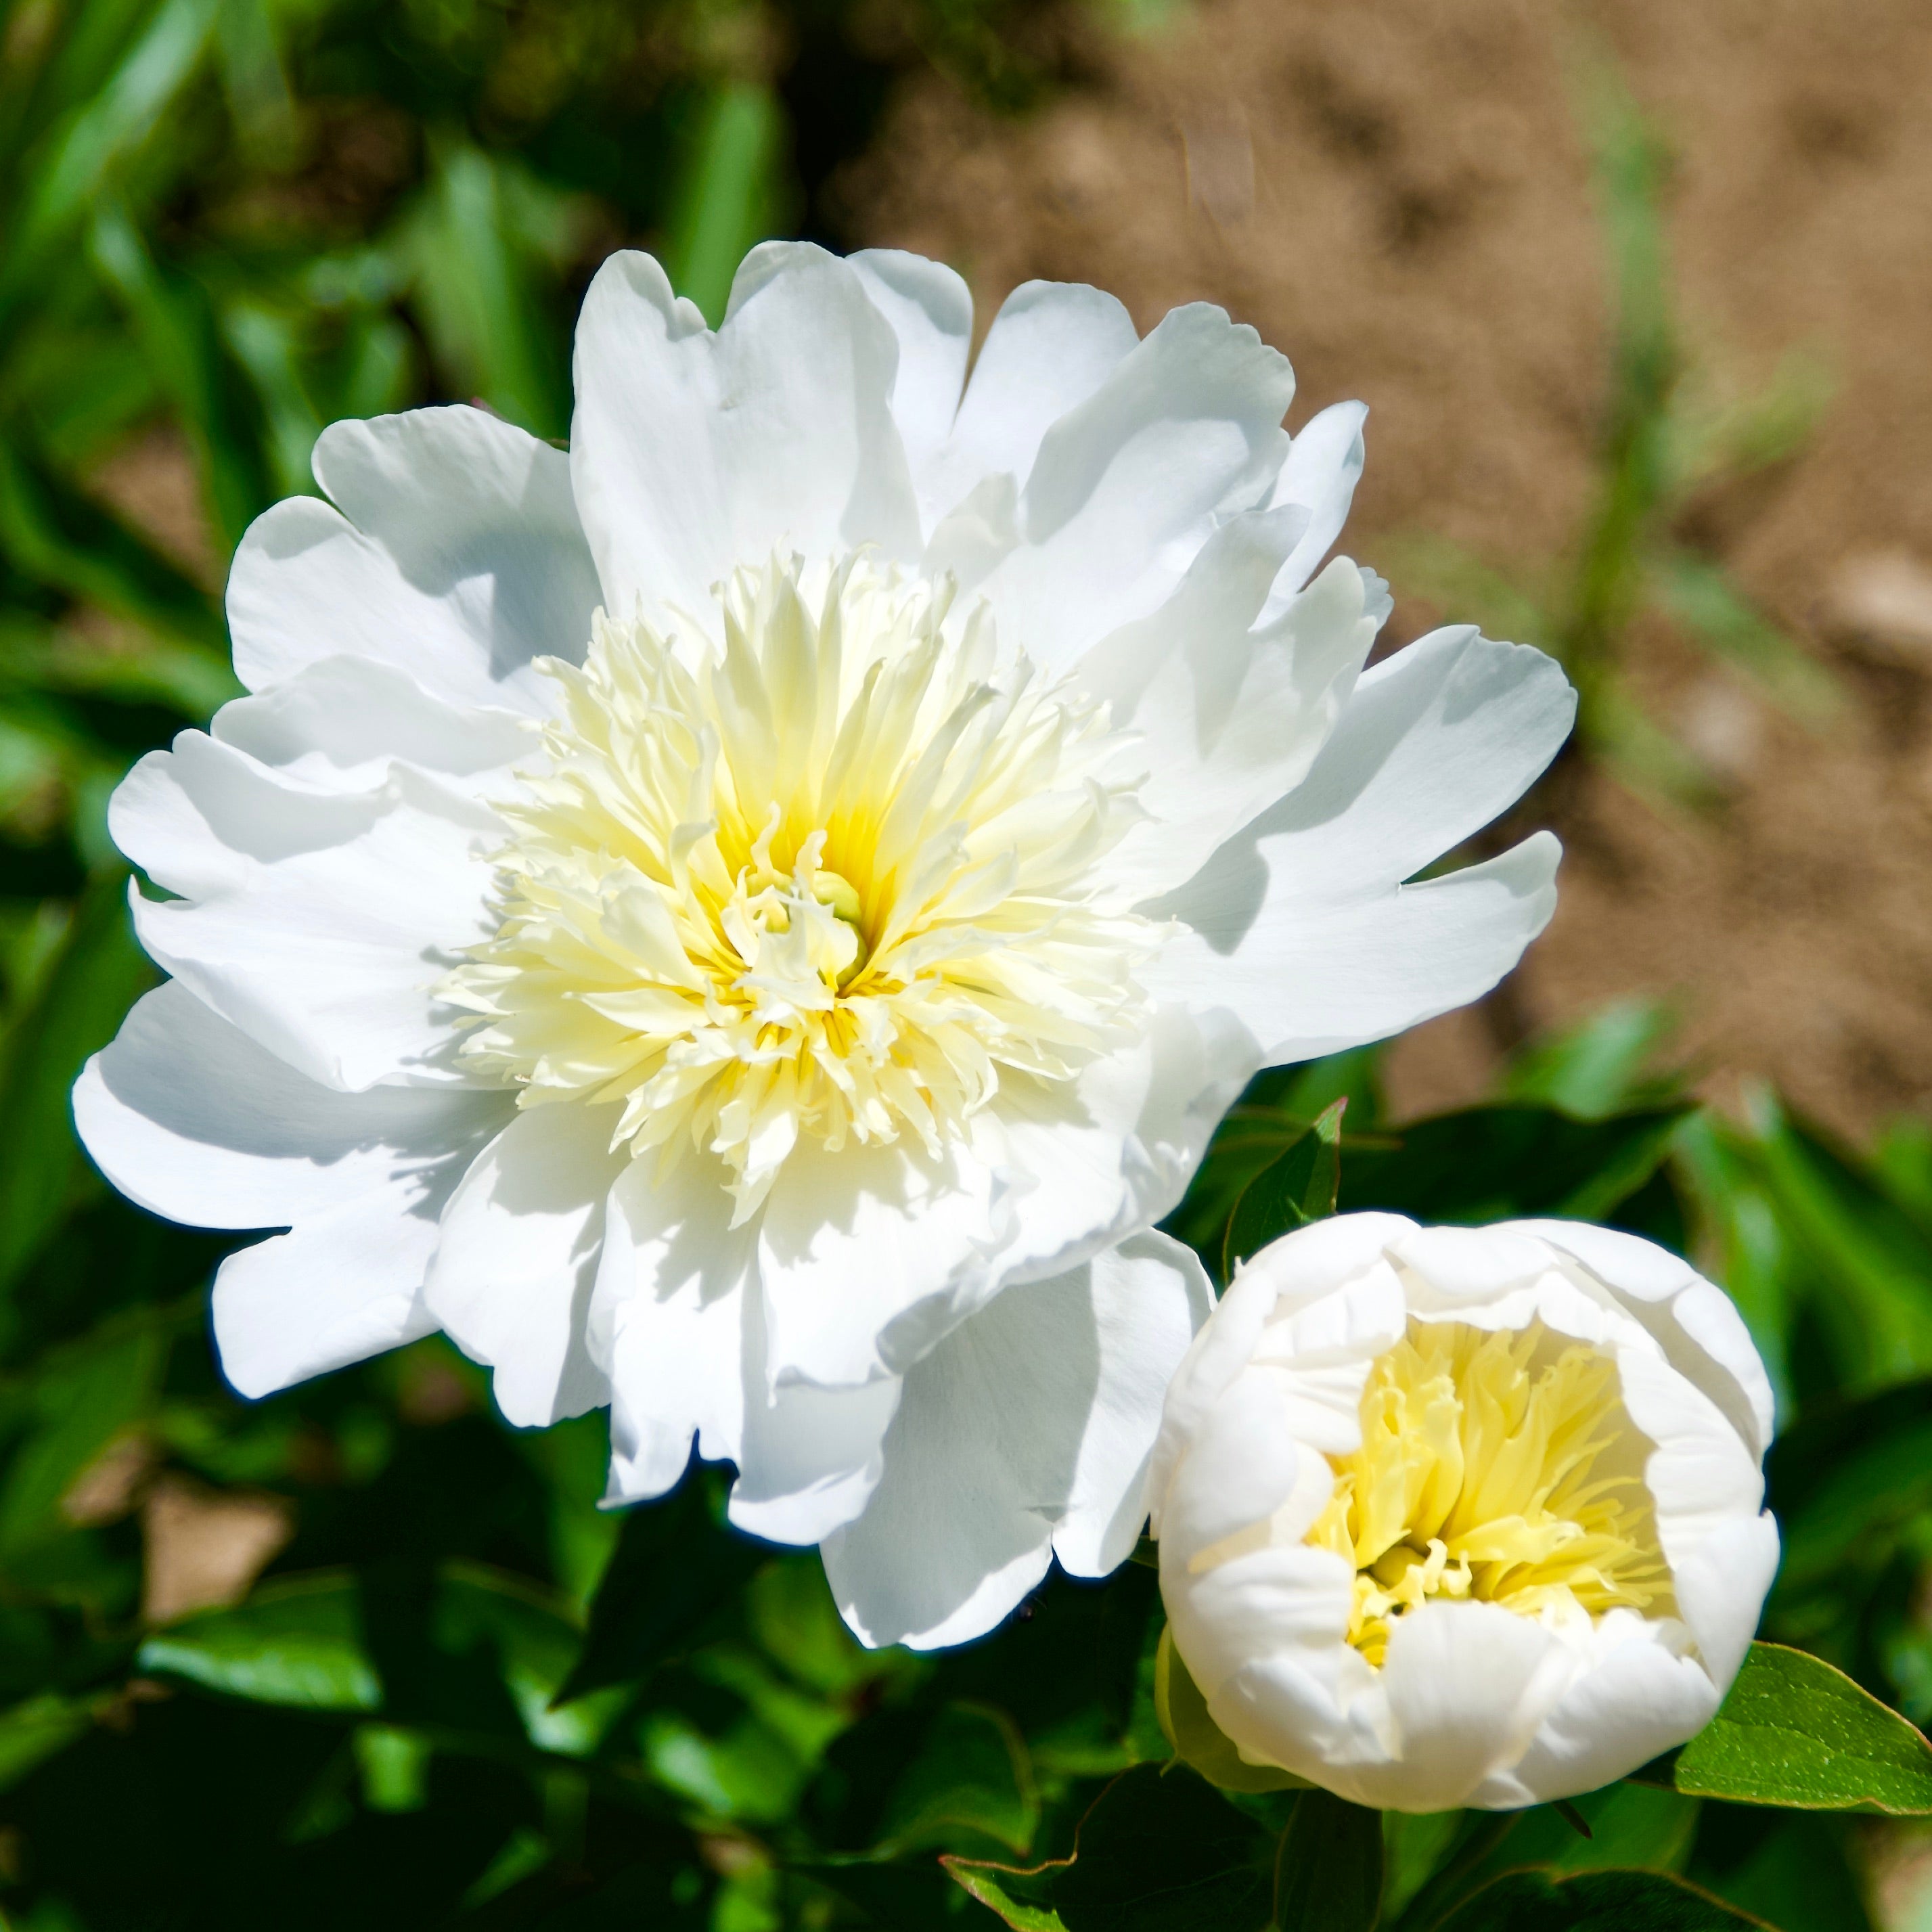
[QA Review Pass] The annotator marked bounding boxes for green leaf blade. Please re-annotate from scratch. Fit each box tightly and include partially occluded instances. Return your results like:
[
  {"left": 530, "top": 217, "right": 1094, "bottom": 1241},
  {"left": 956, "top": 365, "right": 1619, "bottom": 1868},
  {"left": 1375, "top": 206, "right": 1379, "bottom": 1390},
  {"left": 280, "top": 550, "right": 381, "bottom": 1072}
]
[
  {"left": 1433, "top": 1866, "right": 1770, "bottom": 1931},
  {"left": 1223, "top": 1098, "right": 1345, "bottom": 1282},
  {"left": 1273, "top": 1789, "right": 1382, "bottom": 1931},
  {"left": 1671, "top": 1642, "right": 1932, "bottom": 1816},
  {"left": 135, "top": 1570, "right": 382, "bottom": 1713}
]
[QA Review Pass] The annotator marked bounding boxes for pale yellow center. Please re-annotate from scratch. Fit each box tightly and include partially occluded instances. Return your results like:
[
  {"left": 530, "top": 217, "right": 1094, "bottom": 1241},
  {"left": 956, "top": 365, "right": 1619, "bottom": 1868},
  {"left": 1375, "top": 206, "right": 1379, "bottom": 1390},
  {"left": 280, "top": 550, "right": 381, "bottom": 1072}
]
[
  {"left": 1305, "top": 1320, "right": 1671, "bottom": 1667},
  {"left": 442, "top": 553, "right": 1159, "bottom": 1221}
]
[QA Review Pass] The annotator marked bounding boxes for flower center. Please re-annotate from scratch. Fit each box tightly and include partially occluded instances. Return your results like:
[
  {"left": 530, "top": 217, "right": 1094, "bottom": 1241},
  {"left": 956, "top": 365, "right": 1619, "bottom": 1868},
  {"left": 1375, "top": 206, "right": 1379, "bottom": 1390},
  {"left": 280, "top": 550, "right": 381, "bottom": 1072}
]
[
  {"left": 443, "top": 553, "right": 1161, "bottom": 1222},
  {"left": 1305, "top": 1321, "right": 1671, "bottom": 1666}
]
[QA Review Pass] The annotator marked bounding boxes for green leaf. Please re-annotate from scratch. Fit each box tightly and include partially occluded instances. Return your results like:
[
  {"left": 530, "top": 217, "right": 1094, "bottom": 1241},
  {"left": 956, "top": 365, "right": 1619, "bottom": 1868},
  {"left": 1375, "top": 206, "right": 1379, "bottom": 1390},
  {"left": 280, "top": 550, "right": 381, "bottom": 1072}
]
[
  {"left": 1500, "top": 998, "right": 1679, "bottom": 1121},
  {"left": 0, "top": 1313, "right": 167, "bottom": 1563},
  {"left": 0, "top": 0, "right": 223, "bottom": 317},
  {"left": 1272, "top": 1789, "right": 1382, "bottom": 1931},
  {"left": 88, "top": 198, "right": 269, "bottom": 553},
  {"left": 874, "top": 1701, "right": 1038, "bottom": 1856},
  {"left": 1653, "top": 549, "right": 1838, "bottom": 722},
  {"left": 1153, "top": 1625, "right": 1303, "bottom": 1795},
  {"left": 435, "top": 1560, "right": 623, "bottom": 1757},
  {"left": 1340, "top": 1104, "right": 1687, "bottom": 1226},
  {"left": 136, "top": 1569, "right": 382, "bottom": 1712},
  {"left": 1051, "top": 1764, "right": 1276, "bottom": 1932},
  {"left": 0, "top": 432, "right": 222, "bottom": 648},
  {"left": 1745, "top": 1089, "right": 1932, "bottom": 1388},
  {"left": 395, "top": 139, "right": 566, "bottom": 439},
  {"left": 0, "top": 866, "right": 154, "bottom": 1300},
  {"left": 1668, "top": 1641, "right": 1932, "bottom": 1815},
  {"left": 947, "top": 1763, "right": 1276, "bottom": 1932},
  {"left": 1221, "top": 1098, "right": 1345, "bottom": 1281},
  {"left": 941, "top": 1858, "right": 1068, "bottom": 1932},
  {"left": 1765, "top": 1379, "right": 1932, "bottom": 1602},
  {"left": 665, "top": 83, "right": 785, "bottom": 328},
  {"left": 1431, "top": 1867, "right": 1770, "bottom": 1931},
  {"left": 0, "top": 1692, "right": 90, "bottom": 1791},
  {"left": 555, "top": 1469, "right": 765, "bottom": 1704}
]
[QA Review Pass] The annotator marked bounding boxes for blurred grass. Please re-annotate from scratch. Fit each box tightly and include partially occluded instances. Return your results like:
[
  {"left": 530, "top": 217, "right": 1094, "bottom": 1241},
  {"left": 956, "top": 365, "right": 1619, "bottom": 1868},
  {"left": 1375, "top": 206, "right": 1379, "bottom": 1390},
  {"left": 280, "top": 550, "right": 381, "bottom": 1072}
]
[{"left": 1380, "top": 41, "right": 1839, "bottom": 810}]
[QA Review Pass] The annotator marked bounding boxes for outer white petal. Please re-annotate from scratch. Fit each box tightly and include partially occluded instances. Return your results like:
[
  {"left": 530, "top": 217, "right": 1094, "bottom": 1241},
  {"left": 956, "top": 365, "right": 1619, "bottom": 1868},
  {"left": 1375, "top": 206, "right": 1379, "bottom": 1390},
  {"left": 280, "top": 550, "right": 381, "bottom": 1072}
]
[
  {"left": 1347, "top": 1600, "right": 1575, "bottom": 1812},
  {"left": 1156, "top": 832, "right": 1561, "bottom": 1065},
  {"left": 914, "top": 278, "right": 1140, "bottom": 533},
  {"left": 114, "top": 734, "right": 498, "bottom": 1091},
  {"left": 848, "top": 248, "right": 972, "bottom": 525},
  {"left": 425, "top": 1102, "right": 628, "bottom": 1429},
  {"left": 74, "top": 982, "right": 507, "bottom": 1396},
  {"left": 1521, "top": 1219, "right": 1776, "bottom": 1458},
  {"left": 822, "top": 1231, "right": 1211, "bottom": 1650},
  {"left": 1261, "top": 401, "right": 1369, "bottom": 614},
  {"left": 1487, "top": 1622, "right": 1722, "bottom": 1808},
  {"left": 569, "top": 244, "right": 921, "bottom": 629},
  {"left": 1146, "top": 625, "right": 1574, "bottom": 1062},
  {"left": 755, "top": 1005, "right": 1253, "bottom": 1391},
  {"left": 212, "top": 655, "right": 530, "bottom": 799},
  {"left": 229, "top": 406, "right": 601, "bottom": 713},
  {"left": 593, "top": 1158, "right": 902, "bottom": 1542},
  {"left": 596, "top": 1155, "right": 757, "bottom": 1503},
  {"left": 1081, "top": 545, "right": 1378, "bottom": 900},
  {"left": 1146, "top": 1215, "right": 1416, "bottom": 1540},
  {"left": 972, "top": 303, "right": 1297, "bottom": 669}
]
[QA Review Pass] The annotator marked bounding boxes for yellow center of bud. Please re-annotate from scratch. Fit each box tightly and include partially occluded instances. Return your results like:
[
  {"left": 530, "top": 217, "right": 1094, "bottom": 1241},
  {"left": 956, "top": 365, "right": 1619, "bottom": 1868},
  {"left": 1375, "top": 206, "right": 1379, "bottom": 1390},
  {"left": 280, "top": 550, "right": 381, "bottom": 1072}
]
[{"left": 1306, "top": 1320, "right": 1671, "bottom": 1666}]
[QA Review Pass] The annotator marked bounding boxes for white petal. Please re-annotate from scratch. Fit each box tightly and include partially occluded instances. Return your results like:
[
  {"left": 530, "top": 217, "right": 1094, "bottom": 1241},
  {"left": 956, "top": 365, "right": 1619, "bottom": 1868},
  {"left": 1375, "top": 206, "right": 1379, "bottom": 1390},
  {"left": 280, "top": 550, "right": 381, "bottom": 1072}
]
[
  {"left": 74, "top": 982, "right": 506, "bottom": 1395},
  {"left": 1186, "top": 625, "right": 1574, "bottom": 907},
  {"left": 1496, "top": 1627, "right": 1721, "bottom": 1808},
  {"left": 426, "top": 1102, "right": 628, "bottom": 1428},
  {"left": 756, "top": 1132, "right": 1010, "bottom": 1391},
  {"left": 1521, "top": 1219, "right": 1776, "bottom": 1458},
  {"left": 1143, "top": 625, "right": 1571, "bottom": 1062},
  {"left": 1359, "top": 1598, "right": 1576, "bottom": 1812},
  {"left": 1152, "top": 831, "right": 1561, "bottom": 1065},
  {"left": 595, "top": 1154, "right": 903, "bottom": 1540},
  {"left": 1159, "top": 1368, "right": 1322, "bottom": 1575},
  {"left": 755, "top": 1005, "right": 1253, "bottom": 1391},
  {"left": 727, "top": 1359, "right": 904, "bottom": 1548},
  {"left": 596, "top": 1155, "right": 757, "bottom": 1502},
  {"left": 974, "top": 303, "right": 1297, "bottom": 669},
  {"left": 569, "top": 245, "right": 920, "bottom": 629},
  {"left": 1147, "top": 1222, "right": 1405, "bottom": 1543},
  {"left": 1261, "top": 401, "right": 1368, "bottom": 612},
  {"left": 822, "top": 1231, "right": 1209, "bottom": 1649},
  {"left": 1083, "top": 545, "right": 1377, "bottom": 899},
  {"left": 1617, "top": 1345, "right": 1778, "bottom": 1688},
  {"left": 212, "top": 655, "right": 530, "bottom": 798},
  {"left": 849, "top": 249, "right": 972, "bottom": 526},
  {"left": 1053, "top": 1230, "right": 1215, "bottom": 1576},
  {"left": 114, "top": 734, "right": 499, "bottom": 1090},
  {"left": 916, "top": 277, "right": 1140, "bottom": 530},
  {"left": 229, "top": 406, "right": 600, "bottom": 712}
]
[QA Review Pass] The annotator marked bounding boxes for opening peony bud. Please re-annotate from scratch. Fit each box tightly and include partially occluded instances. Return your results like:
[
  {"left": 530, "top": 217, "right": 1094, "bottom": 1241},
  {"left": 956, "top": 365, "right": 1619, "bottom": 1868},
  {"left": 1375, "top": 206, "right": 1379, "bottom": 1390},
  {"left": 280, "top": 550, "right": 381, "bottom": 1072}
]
[{"left": 1146, "top": 1214, "right": 1779, "bottom": 1812}]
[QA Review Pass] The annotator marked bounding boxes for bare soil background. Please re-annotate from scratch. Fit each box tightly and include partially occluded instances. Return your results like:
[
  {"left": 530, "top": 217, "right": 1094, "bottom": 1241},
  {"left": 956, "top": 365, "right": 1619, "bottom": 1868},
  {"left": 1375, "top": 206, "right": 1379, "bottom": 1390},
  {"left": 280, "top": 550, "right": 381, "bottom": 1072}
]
[{"left": 834, "top": 0, "right": 1932, "bottom": 1138}]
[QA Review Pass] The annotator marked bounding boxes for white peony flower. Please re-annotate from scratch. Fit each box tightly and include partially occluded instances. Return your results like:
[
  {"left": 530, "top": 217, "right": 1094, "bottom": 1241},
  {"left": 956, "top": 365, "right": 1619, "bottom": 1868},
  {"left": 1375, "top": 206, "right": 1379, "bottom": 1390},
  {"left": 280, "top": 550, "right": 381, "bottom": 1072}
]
[
  {"left": 74, "top": 245, "right": 1575, "bottom": 1649},
  {"left": 1148, "top": 1214, "right": 1778, "bottom": 1810}
]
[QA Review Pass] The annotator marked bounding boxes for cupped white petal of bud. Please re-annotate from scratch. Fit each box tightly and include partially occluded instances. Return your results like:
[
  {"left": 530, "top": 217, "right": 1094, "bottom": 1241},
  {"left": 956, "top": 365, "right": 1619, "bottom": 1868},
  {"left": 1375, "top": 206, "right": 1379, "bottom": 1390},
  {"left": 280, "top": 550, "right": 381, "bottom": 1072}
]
[{"left": 1148, "top": 1213, "right": 1778, "bottom": 1812}]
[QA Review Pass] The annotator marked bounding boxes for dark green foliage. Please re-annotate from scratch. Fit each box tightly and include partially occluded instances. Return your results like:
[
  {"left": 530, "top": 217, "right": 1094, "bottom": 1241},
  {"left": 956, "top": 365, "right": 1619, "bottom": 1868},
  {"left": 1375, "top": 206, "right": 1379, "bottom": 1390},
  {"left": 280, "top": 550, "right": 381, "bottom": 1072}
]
[{"left": 1428, "top": 1868, "right": 1767, "bottom": 1932}]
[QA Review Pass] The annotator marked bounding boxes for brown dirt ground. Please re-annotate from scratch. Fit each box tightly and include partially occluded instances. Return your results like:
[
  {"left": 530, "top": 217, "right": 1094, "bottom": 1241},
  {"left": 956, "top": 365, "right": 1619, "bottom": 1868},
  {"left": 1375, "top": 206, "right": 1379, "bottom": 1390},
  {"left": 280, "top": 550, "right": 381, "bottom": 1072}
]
[{"left": 834, "top": 0, "right": 1932, "bottom": 1140}]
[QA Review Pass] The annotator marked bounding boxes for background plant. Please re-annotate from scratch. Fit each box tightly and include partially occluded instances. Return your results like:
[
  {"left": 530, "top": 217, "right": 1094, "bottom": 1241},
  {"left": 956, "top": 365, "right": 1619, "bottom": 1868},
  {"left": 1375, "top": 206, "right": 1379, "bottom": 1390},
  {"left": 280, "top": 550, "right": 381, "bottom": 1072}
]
[
  {"left": 2, "top": 3, "right": 1931, "bottom": 1927},
  {"left": 1383, "top": 45, "right": 1839, "bottom": 809}
]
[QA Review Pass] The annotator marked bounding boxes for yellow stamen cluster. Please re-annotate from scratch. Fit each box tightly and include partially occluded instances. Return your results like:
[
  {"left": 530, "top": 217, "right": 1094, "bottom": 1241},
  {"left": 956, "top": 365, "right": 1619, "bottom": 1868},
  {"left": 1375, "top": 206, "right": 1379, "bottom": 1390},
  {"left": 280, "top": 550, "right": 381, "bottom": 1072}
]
[
  {"left": 1306, "top": 1321, "right": 1671, "bottom": 1665},
  {"left": 443, "top": 553, "right": 1160, "bottom": 1221}
]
